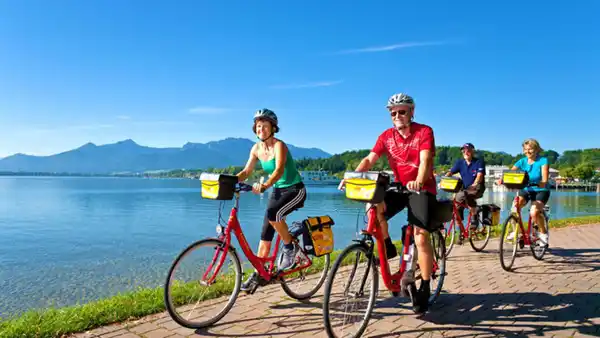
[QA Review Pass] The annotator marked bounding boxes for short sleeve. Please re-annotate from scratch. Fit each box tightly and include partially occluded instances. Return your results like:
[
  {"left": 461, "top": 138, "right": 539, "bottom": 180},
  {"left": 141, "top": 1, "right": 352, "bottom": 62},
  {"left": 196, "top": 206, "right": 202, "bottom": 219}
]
[
  {"left": 450, "top": 159, "right": 460, "bottom": 174},
  {"left": 476, "top": 158, "right": 485, "bottom": 173},
  {"left": 514, "top": 158, "right": 524, "bottom": 170},
  {"left": 539, "top": 157, "right": 548, "bottom": 166},
  {"left": 419, "top": 126, "right": 435, "bottom": 151},
  {"left": 371, "top": 132, "right": 387, "bottom": 157}
]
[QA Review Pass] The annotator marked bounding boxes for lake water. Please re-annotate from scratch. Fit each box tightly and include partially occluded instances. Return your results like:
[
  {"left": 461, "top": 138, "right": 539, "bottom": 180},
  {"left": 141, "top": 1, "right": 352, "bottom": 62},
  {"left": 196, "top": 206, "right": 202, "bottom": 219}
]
[{"left": 1, "top": 176, "right": 599, "bottom": 317}]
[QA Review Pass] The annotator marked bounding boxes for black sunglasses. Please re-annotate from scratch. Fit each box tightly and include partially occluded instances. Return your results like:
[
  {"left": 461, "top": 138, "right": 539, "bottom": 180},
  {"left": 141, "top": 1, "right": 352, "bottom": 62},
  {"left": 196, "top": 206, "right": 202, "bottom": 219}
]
[{"left": 390, "top": 110, "right": 409, "bottom": 117}]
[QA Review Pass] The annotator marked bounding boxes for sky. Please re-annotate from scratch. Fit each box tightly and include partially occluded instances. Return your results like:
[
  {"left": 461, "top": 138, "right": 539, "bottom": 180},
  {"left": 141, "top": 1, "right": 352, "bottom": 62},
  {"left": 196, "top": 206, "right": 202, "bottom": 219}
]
[{"left": 1, "top": 0, "right": 599, "bottom": 158}]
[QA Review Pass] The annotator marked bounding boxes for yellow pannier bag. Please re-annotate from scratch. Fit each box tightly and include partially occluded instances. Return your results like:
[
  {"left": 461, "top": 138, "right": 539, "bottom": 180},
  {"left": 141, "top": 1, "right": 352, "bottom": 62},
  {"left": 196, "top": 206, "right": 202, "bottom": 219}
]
[{"left": 302, "top": 215, "right": 335, "bottom": 257}]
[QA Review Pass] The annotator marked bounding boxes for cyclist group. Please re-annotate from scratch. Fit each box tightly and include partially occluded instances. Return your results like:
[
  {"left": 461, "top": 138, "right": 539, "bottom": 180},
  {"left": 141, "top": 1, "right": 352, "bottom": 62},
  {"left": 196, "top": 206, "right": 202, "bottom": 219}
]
[{"left": 233, "top": 92, "right": 551, "bottom": 314}]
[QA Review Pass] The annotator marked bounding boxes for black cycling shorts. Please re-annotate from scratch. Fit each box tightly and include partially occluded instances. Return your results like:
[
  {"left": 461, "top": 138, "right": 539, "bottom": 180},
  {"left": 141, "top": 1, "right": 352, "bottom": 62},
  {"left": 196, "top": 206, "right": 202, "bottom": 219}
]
[
  {"left": 261, "top": 182, "right": 307, "bottom": 241},
  {"left": 383, "top": 190, "right": 440, "bottom": 232},
  {"left": 517, "top": 189, "right": 550, "bottom": 204}
]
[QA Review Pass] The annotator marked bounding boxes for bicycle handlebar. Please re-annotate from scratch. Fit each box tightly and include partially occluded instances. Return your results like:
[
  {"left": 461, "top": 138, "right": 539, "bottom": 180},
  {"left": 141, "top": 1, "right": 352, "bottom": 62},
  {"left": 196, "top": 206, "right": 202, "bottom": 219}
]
[{"left": 237, "top": 182, "right": 254, "bottom": 192}]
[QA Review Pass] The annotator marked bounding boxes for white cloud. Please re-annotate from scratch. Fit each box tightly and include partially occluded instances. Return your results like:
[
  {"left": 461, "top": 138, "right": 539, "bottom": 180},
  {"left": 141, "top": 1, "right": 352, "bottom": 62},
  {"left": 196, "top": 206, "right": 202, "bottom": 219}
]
[
  {"left": 188, "top": 107, "right": 231, "bottom": 114},
  {"left": 335, "top": 40, "right": 459, "bottom": 54},
  {"left": 116, "top": 115, "right": 131, "bottom": 120},
  {"left": 269, "top": 80, "right": 343, "bottom": 89}
]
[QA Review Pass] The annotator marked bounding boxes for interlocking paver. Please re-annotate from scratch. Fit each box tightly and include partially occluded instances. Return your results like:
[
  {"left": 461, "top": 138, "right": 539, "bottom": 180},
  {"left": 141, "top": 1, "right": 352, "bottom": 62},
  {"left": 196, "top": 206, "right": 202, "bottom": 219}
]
[{"left": 67, "top": 223, "right": 600, "bottom": 338}]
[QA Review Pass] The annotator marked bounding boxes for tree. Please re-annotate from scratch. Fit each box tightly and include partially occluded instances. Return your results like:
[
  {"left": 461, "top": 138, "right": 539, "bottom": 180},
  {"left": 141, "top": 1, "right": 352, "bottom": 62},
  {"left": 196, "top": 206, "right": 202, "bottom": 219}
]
[{"left": 573, "top": 163, "right": 595, "bottom": 181}]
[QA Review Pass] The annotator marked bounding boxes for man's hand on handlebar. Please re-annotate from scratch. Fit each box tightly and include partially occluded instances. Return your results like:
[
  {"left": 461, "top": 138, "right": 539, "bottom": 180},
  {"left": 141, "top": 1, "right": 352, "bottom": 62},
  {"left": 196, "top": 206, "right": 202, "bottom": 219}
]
[{"left": 406, "top": 180, "right": 423, "bottom": 192}]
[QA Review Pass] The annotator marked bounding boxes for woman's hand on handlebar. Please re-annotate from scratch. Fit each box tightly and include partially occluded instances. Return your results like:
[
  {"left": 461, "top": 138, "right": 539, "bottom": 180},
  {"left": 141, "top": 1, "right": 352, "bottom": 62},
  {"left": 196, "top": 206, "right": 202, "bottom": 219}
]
[{"left": 252, "top": 183, "right": 267, "bottom": 194}]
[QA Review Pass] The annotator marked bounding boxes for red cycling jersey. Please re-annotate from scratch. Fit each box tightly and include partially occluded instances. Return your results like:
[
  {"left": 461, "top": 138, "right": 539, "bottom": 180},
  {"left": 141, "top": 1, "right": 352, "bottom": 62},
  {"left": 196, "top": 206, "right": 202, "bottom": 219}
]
[{"left": 371, "top": 122, "right": 437, "bottom": 195}]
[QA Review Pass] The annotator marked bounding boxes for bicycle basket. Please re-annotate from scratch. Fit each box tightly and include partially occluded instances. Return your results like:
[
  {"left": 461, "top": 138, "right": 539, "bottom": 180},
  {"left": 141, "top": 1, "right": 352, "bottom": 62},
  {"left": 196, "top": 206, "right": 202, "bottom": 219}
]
[
  {"left": 200, "top": 173, "right": 238, "bottom": 200},
  {"left": 302, "top": 215, "right": 335, "bottom": 257},
  {"left": 502, "top": 170, "right": 529, "bottom": 190},
  {"left": 479, "top": 203, "right": 501, "bottom": 226},
  {"left": 343, "top": 171, "right": 390, "bottom": 204},
  {"left": 439, "top": 176, "right": 463, "bottom": 193}
]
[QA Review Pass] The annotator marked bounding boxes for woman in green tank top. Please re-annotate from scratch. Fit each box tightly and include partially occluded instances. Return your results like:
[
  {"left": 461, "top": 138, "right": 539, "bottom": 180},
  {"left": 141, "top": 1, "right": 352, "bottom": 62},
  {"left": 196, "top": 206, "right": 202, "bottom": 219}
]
[{"left": 236, "top": 108, "right": 307, "bottom": 291}]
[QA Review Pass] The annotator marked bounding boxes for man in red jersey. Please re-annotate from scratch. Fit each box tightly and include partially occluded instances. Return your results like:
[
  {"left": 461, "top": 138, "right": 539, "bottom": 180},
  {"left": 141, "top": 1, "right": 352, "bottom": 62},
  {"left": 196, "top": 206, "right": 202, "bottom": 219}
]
[{"left": 354, "top": 92, "right": 437, "bottom": 314}]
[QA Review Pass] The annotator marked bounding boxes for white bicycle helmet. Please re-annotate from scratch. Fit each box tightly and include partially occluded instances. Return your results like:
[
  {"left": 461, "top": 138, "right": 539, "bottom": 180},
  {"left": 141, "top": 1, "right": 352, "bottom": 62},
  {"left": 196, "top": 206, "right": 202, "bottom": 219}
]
[{"left": 386, "top": 93, "right": 415, "bottom": 108}]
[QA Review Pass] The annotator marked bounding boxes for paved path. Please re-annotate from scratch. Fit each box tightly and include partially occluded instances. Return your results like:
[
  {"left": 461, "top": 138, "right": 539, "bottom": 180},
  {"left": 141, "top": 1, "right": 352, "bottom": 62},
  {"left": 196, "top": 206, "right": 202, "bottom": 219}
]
[{"left": 75, "top": 224, "right": 600, "bottom": 338}]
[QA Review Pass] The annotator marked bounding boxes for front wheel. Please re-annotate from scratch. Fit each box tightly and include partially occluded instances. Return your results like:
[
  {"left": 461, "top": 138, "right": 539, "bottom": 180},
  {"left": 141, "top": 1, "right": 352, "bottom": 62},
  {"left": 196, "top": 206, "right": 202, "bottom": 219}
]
[
  {"left": 323, "top": 243, "right": 378, "bottom": 338},
  {"left": 164, "top": 238, "right": 242, "bottom": 329},
  {"left": 442, "top": 220, "right": 456, "bottom": 257},
  {"left": 499, "top": 215, "right": 520, "bottom": 272}
]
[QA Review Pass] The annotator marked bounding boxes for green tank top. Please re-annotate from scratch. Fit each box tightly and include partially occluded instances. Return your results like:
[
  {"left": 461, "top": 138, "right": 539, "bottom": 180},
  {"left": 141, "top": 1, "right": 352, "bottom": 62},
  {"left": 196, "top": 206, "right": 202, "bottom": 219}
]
[{"left": 259, "top": 147, "right": 303, "bottom": 188}]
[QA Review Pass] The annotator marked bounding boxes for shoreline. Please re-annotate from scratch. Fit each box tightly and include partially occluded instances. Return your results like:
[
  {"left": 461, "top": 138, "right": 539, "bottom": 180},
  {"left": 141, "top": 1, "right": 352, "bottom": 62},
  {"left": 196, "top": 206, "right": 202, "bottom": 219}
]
[{"left": 1, "top": 214, "right": 599, "bottom": 338}]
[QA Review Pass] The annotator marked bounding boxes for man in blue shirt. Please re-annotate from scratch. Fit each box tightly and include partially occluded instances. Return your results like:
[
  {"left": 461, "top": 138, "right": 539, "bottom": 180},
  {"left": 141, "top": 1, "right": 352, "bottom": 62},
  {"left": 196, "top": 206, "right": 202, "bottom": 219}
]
[{"left": 445, "top": 143, "right": 486, "bottom": 230}]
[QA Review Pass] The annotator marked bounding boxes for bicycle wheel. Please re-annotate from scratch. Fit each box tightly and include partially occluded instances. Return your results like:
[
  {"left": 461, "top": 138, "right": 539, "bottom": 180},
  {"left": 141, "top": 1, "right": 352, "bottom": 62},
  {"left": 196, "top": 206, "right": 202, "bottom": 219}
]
[
  {"left": 323, "top": 243, "right": 378, "bottom": 338},
  {"left": 442, "top": 220, "right": 456, "bottom": 257},
  {"left": 280, "top": 247, "right": 331, "bottom": 300},
  {"left": 469, "top": 221, "right": 491, "bottom": 252},
  {"left": 164, "top": 238, "right": 242, "bottom": 329},
  {"left": 499, "top": 215, "right": 520, "bottom": 271},
  {"left": 531, "top": 217, "right": 550, "bottom": 260}
]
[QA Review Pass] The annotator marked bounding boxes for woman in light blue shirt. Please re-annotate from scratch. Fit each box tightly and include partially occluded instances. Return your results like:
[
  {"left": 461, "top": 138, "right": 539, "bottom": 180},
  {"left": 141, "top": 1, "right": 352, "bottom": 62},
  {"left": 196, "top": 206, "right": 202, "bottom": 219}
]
[{"left": 509, "top": 138, "right": 550, "bottom": 245}]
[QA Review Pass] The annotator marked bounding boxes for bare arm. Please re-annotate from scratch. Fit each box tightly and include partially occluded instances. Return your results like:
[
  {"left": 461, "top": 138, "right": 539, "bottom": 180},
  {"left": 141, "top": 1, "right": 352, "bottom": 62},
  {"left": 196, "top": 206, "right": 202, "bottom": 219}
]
[
  {"left": 355, "top": 152, "right": 380, "bottom": 172},
  {"left": 539, "top": 164, "right": 549, "bottom": 188},
  {"left": 473, "top": 172, "right": 484, "bottom": 186},
  {"left": 263, "top": 141, "right": 287, "bottom": 189},
  {"left": 236, "top": 144, "right": 259, "bottom": 182},
  {"left": 416, "top": 149, "right": 433, "bottom": 186}
]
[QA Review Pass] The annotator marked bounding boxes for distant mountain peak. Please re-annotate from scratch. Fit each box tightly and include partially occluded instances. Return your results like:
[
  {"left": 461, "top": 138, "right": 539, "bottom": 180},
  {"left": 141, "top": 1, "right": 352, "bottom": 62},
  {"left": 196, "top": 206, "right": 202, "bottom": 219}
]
[{"left": 116, "top": 139, "right": 138, "bottom": 145}]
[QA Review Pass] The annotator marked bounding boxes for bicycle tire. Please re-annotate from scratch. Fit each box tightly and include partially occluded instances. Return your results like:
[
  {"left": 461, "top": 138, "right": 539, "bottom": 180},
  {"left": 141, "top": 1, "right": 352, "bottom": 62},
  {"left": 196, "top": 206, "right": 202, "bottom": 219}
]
[
  {"left": 443, "top": 220, "right": 456, "bottom": 257},
  {"left": 428, "top": 230, "right": 446, "bottom": 305},
  {"left": 499, "top": 215, "right": 519, "bottom": 272},
  {"left": 469, "top": 223, "right": 491, "bottom": 252},
  {"left": 323, "top": 243, "right": 378, "bottom": 338},
  {"left": 164, "top": 238, "right": 242, "bottom": 329},
  {"left": 280, "top": 252, "right": 331, "bottom": 300},
  {"left": 531, "top": 218, "right": 550, "bottom": 260}
]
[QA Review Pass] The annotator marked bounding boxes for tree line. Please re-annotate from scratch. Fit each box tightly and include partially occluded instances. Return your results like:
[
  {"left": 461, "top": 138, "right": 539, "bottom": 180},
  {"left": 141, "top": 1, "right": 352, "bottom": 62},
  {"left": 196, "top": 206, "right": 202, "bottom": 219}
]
[{"left": 149, "top": 146, "right": 599, "bottom": 181}]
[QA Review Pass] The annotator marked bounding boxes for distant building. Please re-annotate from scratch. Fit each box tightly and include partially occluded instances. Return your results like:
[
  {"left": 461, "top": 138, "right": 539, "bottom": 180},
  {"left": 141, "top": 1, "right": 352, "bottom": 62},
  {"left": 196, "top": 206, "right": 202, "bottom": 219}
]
[{"left": 486, "top": 165, "right": 509, "bottom": 179}]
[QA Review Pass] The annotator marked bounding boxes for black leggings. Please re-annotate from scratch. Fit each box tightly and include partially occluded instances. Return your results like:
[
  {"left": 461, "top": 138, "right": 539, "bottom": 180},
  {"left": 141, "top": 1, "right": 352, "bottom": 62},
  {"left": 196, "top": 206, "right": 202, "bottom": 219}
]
[{"left": 261, "top": 182, "right": 307, "bottom": 241}]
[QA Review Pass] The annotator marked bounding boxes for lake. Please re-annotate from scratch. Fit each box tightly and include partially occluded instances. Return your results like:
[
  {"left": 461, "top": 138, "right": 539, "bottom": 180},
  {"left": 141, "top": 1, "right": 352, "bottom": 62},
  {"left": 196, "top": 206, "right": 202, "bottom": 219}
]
[{"left": 0, "top": 176, "right": 599, "bottom": 317}]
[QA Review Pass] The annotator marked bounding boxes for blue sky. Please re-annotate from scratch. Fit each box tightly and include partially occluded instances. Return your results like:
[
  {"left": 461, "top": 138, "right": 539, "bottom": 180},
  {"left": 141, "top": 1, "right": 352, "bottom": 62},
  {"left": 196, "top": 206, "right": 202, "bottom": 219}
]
[{"left": 1, "top": 0, "right": 599, "bottom": 158}]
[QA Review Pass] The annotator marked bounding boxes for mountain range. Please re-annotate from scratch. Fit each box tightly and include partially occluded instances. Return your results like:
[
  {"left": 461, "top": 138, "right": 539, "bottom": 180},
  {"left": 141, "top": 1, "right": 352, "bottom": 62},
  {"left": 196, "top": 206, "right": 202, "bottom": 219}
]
[{"left": 0, "top": 138, "right": 331, "bottom": 174}]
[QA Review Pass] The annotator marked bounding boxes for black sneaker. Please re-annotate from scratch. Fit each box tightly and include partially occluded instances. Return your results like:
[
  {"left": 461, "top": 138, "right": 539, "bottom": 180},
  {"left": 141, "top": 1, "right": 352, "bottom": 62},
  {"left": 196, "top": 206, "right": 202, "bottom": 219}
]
[
  {"left": 279, "top": 244, "right": 299, "bottom": 271},
  {"left": 240, "top": 271, "right": 258, "bottom": 291},
  {"left": 412, "top": 283, "right": 431, "bottom": 314},
  {"left": 373, "top": 242, "right": 398, "bottom": 266}
]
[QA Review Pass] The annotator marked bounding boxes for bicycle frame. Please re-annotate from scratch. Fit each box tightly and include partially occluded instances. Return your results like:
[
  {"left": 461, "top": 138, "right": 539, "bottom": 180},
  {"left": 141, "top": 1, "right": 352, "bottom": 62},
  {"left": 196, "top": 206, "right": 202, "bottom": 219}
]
[
  {"left": 448, "top": 199, "right": 475, "bottom": 236},
  {"left": 362, "top": 206, "right": 439, "bottom": 293},
  {"left": 201, "top": 191, "right": 313, "bottom": 285},
  {"left": 510, "top": 195, "right": 537, "bottom": 246}
]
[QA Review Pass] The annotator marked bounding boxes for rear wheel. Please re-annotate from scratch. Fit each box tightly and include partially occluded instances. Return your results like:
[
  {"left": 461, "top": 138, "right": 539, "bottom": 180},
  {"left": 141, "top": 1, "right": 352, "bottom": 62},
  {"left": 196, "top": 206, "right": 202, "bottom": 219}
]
[
  {"left": 469, "top": 220, "right": 491, "bottom": 252},
  {"left": 499, "top": 215, "right": 520, "bottom": 271},
  {"left": 531, "top": 218, "right": 550, "bottom": 260},
  {"left": 280, "top": 247, "right": 331, "bottom": 300}
]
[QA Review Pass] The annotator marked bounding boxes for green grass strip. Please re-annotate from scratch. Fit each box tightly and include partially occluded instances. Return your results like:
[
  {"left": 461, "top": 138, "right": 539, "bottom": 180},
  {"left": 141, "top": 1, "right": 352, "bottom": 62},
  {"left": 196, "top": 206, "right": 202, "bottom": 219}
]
[{"left": 1, "top": 214, "right": 599, "bottom": 338}]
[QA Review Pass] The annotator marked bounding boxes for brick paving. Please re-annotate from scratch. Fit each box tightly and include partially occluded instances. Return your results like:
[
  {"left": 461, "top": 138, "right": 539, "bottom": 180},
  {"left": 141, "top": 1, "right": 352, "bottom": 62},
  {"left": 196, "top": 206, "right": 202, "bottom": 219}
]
[{"left": 73, "top": 223, "right": 600, "bottom": 338}]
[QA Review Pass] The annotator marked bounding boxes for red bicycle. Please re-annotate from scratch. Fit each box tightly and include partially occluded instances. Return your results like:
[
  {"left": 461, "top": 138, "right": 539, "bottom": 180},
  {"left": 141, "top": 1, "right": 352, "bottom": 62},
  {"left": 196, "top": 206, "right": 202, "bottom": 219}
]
[
  {"left": 322, "top": 171, "right": 448, "bottom": 338},
  {"left": 438, "top": 177, "right": 496, "bottom": 256},
  {"left": 498, "top": 173, "right": 551, "bottom": 271},
  {"left": 164, "top": 174, "right": 331, "bottom": 329}
]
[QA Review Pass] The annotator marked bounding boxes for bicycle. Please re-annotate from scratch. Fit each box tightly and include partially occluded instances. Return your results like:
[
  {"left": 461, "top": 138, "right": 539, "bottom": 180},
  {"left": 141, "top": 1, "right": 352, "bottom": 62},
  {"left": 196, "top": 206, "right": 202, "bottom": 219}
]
[
  {"left": 438, "top": 176, "right": 495, "bottom": 256},
  {"left": 164, "top": 173, "right": 331, "bottom": 329},
  {"left": 498, "top": 171, "right": 551, "bottom": 272},
  {"left": 322, "top": 171, "right": 448, "bottom": 338}
]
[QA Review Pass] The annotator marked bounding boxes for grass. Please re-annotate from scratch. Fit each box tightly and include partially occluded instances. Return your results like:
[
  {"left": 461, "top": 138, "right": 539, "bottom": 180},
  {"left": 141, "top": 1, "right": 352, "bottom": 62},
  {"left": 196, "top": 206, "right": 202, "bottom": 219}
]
[{"left": 1, "top": 214, "right": 599, "bottom": 338}]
